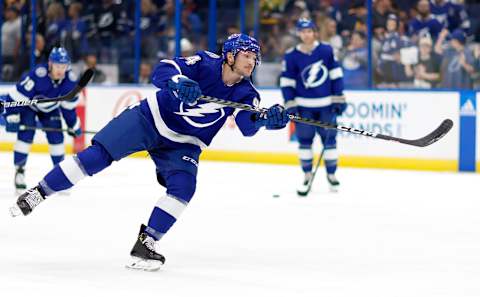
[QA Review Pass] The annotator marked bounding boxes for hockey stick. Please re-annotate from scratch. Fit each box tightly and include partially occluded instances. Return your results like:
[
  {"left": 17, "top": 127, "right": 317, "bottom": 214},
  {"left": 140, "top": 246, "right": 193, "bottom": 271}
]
[
  {"left": 297, "top": 147, "right": 325, "bottom": 197},
  {"left": 297, "top": 115, "right": 336, "bottom": 197},
  {"left": 19, "top": 125, "right": 97, "bottom": 135},
  {"left": 199, "top": 95, "right": 453, "bottom": 147},
  {"left": 1, "top": 68, "right": 94, "bottom": 109}
]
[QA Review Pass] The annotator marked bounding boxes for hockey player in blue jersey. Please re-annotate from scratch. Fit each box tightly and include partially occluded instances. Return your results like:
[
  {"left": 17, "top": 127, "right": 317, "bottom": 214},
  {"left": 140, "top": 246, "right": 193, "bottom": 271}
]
[
  {"left": 9, "top": 34, "right": 289, "bottom": 271},
  {"left": 2, "top": 47, "right": 82, "bottom": 192},
  {"left": 280, "top": 18, "right": 346, "bottom": 195}
]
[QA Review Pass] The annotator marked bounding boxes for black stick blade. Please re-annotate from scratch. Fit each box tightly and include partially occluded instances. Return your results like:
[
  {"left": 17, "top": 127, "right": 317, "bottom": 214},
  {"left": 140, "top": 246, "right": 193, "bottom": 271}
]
[
  {"left": 78, "top": 68, "right": 94, "bottom": 87},
  {"left": 410, "top": 118, "right": 454, "bottom": 147},
  {"left": 378, "top": 119, "right": 454, "bottom": 147}
]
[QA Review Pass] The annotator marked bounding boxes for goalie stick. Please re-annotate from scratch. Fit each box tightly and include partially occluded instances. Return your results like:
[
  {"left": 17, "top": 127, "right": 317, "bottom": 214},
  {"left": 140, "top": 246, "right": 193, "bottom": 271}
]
[
  {"left": 1, "top": 68, "right": 94, "bottom": 109},
  {"left": 19, "top": 125, "right": 97, "bottom": 135},
  {"left": 199, "top": 95, "right": 453, "bottom": 147}
]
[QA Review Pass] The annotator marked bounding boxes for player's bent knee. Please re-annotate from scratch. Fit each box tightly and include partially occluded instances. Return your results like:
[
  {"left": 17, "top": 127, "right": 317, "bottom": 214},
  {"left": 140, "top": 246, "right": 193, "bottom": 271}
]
[
  {"left": 298, "top": 139, "right": 314, "bottom": 147},
  {"left": 166, "top": 171, "right": 196, "bottom": 203},
  {"left": 76, "top": 143, "right": 114, "bottom": 176}
]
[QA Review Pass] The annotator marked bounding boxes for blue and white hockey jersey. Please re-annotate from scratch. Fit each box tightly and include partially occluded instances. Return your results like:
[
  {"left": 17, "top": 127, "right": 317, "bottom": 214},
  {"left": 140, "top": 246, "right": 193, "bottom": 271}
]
[
  {"left": 139, "top": 50, "right": 261, "bottom": 149},
  {"left": 430, "top": 0, "right": 470, "bottom": 33},
  {"left": 280, "top": 41, "right": 344, "bottom": 109},
  {"left": 7, "top": 64, "right": 80, "bottom": 127},
  {"left": 408, "top": 15, "right": 444, "bottom": 40}
]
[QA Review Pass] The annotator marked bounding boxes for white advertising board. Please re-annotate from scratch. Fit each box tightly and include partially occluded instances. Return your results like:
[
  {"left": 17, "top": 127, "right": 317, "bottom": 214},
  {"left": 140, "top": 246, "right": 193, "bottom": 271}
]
[
  {"left": 1, "top": 85, "right": 459, "bottom": 163},
  {"left": 82, "top": 87, "right": 459, "bottom": 160}
]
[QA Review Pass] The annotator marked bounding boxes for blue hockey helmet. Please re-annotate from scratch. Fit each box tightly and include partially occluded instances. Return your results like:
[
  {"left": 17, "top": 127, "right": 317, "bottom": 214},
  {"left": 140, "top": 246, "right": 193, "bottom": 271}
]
[
  {"left": 296, "top": 18, "right": 315, "bottom": 31},
  {"left": 222, "top": 33, "right": 261, "bottom": 65},
  {"left": 49, "top": 47, "right": 71, "bottom": 64}
]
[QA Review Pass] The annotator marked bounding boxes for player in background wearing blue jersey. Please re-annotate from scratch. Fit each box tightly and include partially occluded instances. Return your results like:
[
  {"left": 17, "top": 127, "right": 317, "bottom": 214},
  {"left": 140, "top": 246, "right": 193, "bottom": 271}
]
[
  {"left": 280, "top": 18, "right": 346, "bottom": 195},
  {"left": 9, "top": 34, "right": 289, "bottom": 271},
  {"left": 1, "top": 47, "right": 82, "bottom": 193}
]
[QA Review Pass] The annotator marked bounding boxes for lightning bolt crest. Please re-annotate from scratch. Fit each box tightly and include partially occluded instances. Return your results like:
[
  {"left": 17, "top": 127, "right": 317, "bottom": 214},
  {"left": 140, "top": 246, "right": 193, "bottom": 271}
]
[{"left": 175, "top": 103, "right": 223, "bottom": 117}]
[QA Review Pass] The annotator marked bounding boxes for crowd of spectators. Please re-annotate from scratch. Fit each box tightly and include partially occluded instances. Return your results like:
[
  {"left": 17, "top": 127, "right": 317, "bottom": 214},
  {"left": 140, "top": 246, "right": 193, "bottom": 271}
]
[
  {"left": 2, "top": 0, "right": 480, "bottom": 89},
  {"left": 1, "top": 0, "right": 203, "bottom": 83},
  {"left": 258, "top": 0, "right": 480, "bottom": 89}
]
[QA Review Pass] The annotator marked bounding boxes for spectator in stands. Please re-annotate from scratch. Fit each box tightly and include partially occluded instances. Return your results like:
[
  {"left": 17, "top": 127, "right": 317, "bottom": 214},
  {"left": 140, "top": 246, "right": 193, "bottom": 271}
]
[
  {"left": 472, "top": 44, "right": 480, "bottom": 88},
  {"left": 14, "top": 33, "right": 47, "bottom": 81},
  {"left": 430, "top": 0, "right": 470, "bottom": 34},
  {"left": 84, "top": 54, "right": 107, "bottom": 84},
  {"left": 283, "top": 0, "right": 312, "bottom": 21},
  {"left": 1, "top": 6, "right": 21, "bottom": 81},
  {"left": 377, "top": 14, "right": 412, "bottom": 87},
  {"left": 260, "top": 22, "right": 284, "bottom": 62},
  {"left": 181, "top": 0, "right": 203, "bottom": 45},
  {"left": 45, "top": 2, "right": 66, "bottom": 51},
  {"left": 138, "top": 62, "right": 152, "bottom": 85},
  {"left": 93, "top": 0, "right": 130, "bottom": 63},
  {"left": 140, "top": 0, "right": 164, "bottom": 61},
  {"left": 320, "top": 18, "right": 342, "bottom": 58},
  {"left": 408, "top": 0, "right": 443, "bottom": 42},
  {"left": 61, "top": 2, "right": 89, "bottom": 63},
  {"left": 435, "top": 28, "right": 476, "bottom": 89},
  {"left": 411, "top": 36, "right": 441, "bottom": 88},
  {"left": 340, "top": 30, "right": 368, "bottom": 88},
  {"left": 373, "top": 0, "right": 395, "bottom": 40}
]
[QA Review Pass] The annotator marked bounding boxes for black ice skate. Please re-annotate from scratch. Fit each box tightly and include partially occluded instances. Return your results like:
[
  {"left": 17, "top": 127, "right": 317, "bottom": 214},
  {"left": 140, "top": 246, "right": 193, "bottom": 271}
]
[
  {"left": 297, "top": 172, "right": 313, "bottom": 197},
  {"left": 126, "top": 224, "right": 165, "bottom": 271},
  {"left": 327, "top": 174, "right": 340, "bottom": 192},
  {"left": 9, "top": 186, "right": 46, "bottom": 217},
  {"left": 14, "top": 166, "right": 27, "bottom": 193}
]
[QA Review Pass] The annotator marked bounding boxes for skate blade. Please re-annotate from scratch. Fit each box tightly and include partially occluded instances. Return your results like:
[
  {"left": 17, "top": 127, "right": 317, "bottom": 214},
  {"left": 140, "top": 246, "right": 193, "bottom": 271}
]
[
  {"left": 125, "top": 256, "right": 163, "bottom": 272},
  {"left": 296, "top": 189, "right": 309, "bottom": 197},
  {"left": 9, "top": 204, "right": 23, "bottom": 217}
]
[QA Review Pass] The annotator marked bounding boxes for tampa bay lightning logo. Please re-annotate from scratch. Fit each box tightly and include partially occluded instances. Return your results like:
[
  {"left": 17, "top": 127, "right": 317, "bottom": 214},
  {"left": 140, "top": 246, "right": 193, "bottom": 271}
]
[
  {"left": 301, "top": 60, "right": 328, "bottom": 88},
  {"left": 175, "top": 102, "right": 225, "bottom": 128}
]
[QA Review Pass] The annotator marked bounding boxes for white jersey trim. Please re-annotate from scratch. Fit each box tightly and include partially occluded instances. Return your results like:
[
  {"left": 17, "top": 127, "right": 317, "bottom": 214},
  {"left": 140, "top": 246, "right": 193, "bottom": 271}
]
[
  {"left": 60, "top": 96, "right": 79, "bottom": 110},
  {"left": 295, "top": 96, "right": 332, "bottom": 107},
  {"left": 14, "top": 140, "right": 32, "bottom": 154},
  {"left": 34, "top": 101, "right": 60, "bottom": 113},
  {"left": 329, "top": 67, "right": 343, "bottom": 80},
  {"left": 146, "top": 95, "right": 208, "bottom": 149},
  {"left": 324, "top": 148, "right": 338, "bottom": 160},
  {"left": 9, "top": 88, "right": 30, "bottom": 102},
  {"left": 155, "top": 195, "right": 187, "bottom": 219},
  {"left": 49, "top": 143, "right": 65, "bottom": 157},
  {"left": 299, "top": 148, "right": 313, "bottom": 160},
  {"left": 232, "top": 109, "right": 242, "bottom": 117},
  {"left": 59, "top": 157, "right": 87, "bottom": 185},
  {"left": 160, "top": 59, "right": 182, "bottom": 74},
  {"left": 280, "top": 77, "right": 296, "bottom": 88}
]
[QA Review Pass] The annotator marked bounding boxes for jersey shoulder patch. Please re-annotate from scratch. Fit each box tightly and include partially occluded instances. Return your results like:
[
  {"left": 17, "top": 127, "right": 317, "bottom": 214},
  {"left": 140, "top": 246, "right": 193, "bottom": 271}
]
[
  {"left": 204, "top": 51, "right": 221, "bottom": 59},
  {"left": 35, "top": 66, "right": 48, "bottom": 78}
]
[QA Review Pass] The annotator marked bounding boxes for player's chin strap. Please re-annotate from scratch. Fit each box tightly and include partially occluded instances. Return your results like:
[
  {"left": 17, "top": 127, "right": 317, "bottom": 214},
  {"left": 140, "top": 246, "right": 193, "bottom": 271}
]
[{"left": 198, "top": 95, "right": 453, "bottom": 148}]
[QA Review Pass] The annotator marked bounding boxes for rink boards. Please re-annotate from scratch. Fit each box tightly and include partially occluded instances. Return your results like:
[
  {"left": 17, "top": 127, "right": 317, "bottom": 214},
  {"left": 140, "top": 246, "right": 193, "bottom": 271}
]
[{"left": 0, "top": 85, "right": 477, "bottom": 172}]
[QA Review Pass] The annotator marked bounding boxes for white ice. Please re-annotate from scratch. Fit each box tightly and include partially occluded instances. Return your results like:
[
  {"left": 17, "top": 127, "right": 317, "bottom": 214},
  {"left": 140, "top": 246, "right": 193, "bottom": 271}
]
[{"left": 1, "top": 152, "right": 480, "bottom": 297}]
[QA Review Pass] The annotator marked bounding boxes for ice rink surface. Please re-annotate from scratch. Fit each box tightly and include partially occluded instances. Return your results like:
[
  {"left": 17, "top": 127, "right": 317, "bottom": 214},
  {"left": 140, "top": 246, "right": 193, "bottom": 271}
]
[{"left": 1, "top": 152, "right": 479, "bottom": 297}]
